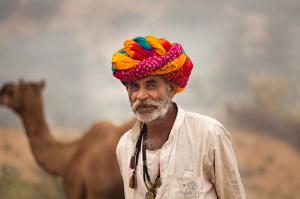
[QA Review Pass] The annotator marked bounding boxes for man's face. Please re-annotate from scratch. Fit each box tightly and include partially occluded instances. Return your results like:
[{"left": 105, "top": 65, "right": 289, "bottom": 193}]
[{"left": 126, "top": 75, "right": 173, "bottom": 123}]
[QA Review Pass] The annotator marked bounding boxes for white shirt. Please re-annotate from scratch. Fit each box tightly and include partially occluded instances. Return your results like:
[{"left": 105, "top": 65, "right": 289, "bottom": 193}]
[
  {"left": 145, "top": 148, "right": 161, "bottom": 183},
  {"left": 116, "top": 104, "right": 246, "bottom": 199}
]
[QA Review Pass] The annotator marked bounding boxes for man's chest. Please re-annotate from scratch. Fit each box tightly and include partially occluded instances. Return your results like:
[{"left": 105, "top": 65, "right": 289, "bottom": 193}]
[{"left": 123, "top": 130, "right": 214, "bottom": 199}]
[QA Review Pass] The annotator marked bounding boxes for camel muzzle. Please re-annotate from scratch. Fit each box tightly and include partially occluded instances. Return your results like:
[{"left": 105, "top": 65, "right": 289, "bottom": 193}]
[{"left": 0, "top": 96, "right": 8, "bottom": 106}]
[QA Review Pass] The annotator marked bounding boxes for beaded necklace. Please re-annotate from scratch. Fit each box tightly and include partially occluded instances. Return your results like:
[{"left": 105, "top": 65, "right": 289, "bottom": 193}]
[{"left": 129, "top": 124, "right": 170, "bottom": 199}]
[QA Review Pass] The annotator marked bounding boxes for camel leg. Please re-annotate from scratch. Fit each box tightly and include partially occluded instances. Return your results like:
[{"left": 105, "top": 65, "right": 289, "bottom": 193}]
[
  {"left": 83, "top": 173, "right": 124, "bottom": 199},
  {"left": 86, "top": 189, "right": 124, "bottom": 199},
  {"left": 63, "top": 174, "right": 87, "bottom": 199}
]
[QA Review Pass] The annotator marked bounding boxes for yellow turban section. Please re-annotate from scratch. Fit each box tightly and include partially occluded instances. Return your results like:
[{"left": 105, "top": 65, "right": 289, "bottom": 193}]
[{"left": 112, "top": 35, "right": 193, "bottom": 94}]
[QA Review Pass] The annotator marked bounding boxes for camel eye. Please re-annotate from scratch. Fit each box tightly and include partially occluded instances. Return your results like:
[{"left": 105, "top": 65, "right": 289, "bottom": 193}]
[{"left": 7, "top": 90, "right": 13, "bottom": 97}]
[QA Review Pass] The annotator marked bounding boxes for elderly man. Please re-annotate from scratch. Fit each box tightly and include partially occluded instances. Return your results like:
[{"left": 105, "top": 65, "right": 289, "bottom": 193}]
[{"left": 112, "top": 35, "right": 246, "bottom": 199}]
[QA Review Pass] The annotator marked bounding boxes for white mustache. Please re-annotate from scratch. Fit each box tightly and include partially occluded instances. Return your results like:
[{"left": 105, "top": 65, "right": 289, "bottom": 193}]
[{"left": 131, "top": 99, "right": 161, "bottom": 112}]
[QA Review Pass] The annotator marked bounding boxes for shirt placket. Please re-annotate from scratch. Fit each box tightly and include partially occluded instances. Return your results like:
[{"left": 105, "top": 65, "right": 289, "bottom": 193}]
[{"left": 157, "top": 130, "right": 178, "bottom": 198}]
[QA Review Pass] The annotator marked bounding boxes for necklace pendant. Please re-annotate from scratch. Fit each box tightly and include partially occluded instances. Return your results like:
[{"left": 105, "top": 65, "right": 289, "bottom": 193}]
[
  {"left": 150, "top": 188, "right": 157, "bottom": 198},
  {"left": 155, "top": 178, "right": 162, "bottom": 188},
  {"left": 145, "top": 191, "right": 154, "bottom": 199}
]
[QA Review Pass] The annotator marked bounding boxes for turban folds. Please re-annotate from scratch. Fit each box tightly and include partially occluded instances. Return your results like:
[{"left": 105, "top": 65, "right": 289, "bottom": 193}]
[{"left": 112, "top": 35, "right": 193, "bottom": 93}]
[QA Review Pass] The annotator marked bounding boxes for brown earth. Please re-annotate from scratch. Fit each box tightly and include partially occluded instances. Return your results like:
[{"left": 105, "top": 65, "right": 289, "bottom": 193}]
[
  {"left": 229, "top": 127, "right": 300, "bottom": 199},
  {"left": 0, "top": 126, "right": 299, "bottom": 199},
  {"left": 0, "top": 127, "right": 83, "bottom": 199}
]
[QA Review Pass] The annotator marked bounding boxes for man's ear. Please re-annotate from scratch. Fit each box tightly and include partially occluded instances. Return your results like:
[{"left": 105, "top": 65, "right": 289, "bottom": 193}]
[
  {"left": 125, "top": 83, "right": 129, "bottom": 91},
  {"left": 168, "top": 81, "right": 178, "bottom": 98}
]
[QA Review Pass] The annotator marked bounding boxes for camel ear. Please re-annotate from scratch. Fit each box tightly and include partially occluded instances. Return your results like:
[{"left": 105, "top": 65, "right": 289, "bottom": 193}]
[
  {"left": 19, "top": 78, "right": 25, "bottom": 91},
  {"left": 39, "top": 79, "right": 46, "bottom": 91}
]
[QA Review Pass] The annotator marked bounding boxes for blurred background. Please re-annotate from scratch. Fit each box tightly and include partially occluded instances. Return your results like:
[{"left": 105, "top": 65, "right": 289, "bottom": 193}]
[{"left": 0, "top": 0, "right": 299, "bottom": 198}]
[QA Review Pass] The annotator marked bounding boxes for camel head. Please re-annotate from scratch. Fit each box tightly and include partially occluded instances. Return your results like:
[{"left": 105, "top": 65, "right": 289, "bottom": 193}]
[{"left": 0, "top": 78, "right": 46, "bottom": 113}]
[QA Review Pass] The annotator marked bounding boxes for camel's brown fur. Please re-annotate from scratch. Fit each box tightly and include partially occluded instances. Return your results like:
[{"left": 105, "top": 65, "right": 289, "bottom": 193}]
[{"left": 0, "top": 79, "right": 136, "bottom": 199}]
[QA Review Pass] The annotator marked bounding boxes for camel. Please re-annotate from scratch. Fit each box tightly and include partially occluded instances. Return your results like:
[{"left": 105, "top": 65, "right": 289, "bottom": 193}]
[{"left": 0, "top": 79, "right": 136, "bottom": 199}]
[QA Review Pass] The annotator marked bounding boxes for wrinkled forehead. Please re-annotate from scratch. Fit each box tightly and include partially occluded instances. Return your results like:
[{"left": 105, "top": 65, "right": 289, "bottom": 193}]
[{"left": 128, "top": 75, "right": 168, "bottom": 86}]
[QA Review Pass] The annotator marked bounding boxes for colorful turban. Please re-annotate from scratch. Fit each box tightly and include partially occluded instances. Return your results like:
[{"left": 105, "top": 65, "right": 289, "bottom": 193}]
[{"left": 111, "top": 35, "right": 193, "bottom": 93}]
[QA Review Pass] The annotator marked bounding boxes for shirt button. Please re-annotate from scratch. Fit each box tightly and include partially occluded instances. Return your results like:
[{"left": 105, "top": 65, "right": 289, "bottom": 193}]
[{"left": 162, "top": 169, "right": 165, "bottom": 172}]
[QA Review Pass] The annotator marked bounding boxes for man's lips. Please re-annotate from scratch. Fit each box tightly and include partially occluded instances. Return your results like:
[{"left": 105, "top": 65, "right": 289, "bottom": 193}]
[{"left": 137, "top": 104, "right": 155, "bottom": 111}]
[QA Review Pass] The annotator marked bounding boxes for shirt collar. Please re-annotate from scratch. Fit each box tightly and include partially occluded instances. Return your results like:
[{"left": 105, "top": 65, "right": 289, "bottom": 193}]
[{"left": 127, "top": 103, "right": 185, "bottom": 142}]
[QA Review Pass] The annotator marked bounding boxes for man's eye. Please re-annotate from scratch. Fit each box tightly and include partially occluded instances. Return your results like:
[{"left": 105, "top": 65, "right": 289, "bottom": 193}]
[
  {"left": 148, "top": 84, "right": 156, "bottom": 88},
  {"left": 130, "top": 85, "right": 138, "bottom": 90}
]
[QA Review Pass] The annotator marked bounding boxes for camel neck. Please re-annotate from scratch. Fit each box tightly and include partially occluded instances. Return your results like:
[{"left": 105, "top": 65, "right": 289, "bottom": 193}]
[
  {"left": 19, "top": 101, "right": 73, "bottom": 176},
  {"left": 20, "top": 102, "right": 50, "bottom": 139}
]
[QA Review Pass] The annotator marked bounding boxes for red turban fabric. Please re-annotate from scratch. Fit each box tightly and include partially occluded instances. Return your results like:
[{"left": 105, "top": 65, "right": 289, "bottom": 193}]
[{"left": 112, "top": 35, "right": 193, "bottom": 93}]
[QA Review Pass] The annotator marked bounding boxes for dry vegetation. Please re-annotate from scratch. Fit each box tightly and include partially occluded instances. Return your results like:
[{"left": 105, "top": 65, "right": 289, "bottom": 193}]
[
  {"left": 228, "top": 73, "right": 300, "bottom": 150},
  {"left": 224, "top": 73, "right": 300, "bottom": 199}
]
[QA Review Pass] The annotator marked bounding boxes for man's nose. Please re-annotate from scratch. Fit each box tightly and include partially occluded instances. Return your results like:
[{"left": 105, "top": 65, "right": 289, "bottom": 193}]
[{"left": 136, "top": 87, "right": 149, "bottom": 101}]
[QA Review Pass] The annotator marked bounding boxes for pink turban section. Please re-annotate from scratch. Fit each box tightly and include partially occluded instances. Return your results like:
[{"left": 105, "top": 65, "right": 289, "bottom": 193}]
[{"left": 111, "top": 35, "right": 193, "bottom": 93}]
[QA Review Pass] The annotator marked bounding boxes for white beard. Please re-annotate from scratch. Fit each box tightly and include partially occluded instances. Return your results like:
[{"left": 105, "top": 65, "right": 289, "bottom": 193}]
[{"left": 131, "top": 93, "right": 172, "bottom": 124}]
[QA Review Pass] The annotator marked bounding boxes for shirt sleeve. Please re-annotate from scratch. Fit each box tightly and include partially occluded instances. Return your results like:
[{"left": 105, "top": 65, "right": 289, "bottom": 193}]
[{"left": 211, "top": 126, "right": 246, "bottom": 199}]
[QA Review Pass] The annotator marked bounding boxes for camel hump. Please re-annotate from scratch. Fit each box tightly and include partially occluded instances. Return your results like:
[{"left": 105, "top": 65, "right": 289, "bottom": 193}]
[
  {"left": 120, "top": 117, "right": 137, "bottom": 133},
  {"left": 81, "top": 118, "right": 137, "bottom": 142},
  {"left": 90, "top": 120, "right": 116, "bottom": 130}
]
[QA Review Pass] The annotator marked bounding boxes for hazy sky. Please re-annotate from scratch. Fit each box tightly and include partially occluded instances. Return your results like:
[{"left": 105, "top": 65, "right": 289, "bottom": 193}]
[{"left": 0, "top": 0, "right": 299, "bottom": 127}]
